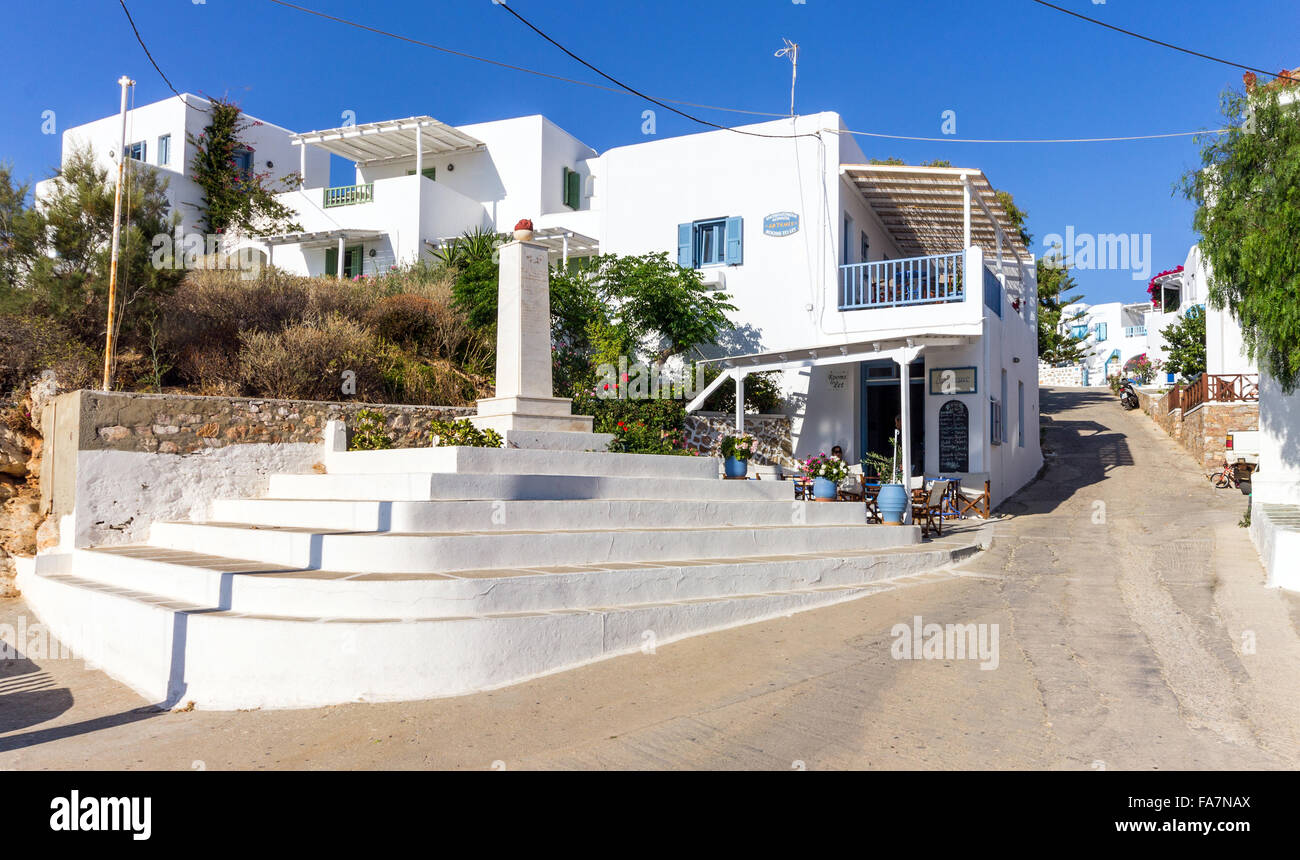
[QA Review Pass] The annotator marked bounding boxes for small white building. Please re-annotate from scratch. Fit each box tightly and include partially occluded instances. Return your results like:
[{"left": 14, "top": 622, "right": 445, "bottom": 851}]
[
  {"left": 34, "top": 93, "right": 322, "bottom": 236},
  {"left": 1061, "top": 299, "right": 1153, "bottom": 385}
]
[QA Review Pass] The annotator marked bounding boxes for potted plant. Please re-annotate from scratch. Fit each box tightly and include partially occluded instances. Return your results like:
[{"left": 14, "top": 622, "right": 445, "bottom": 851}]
[
  {"left": 862, "top": 432, "right": 908, "bottom": 524},
  {"left": 719, "top": 433, "right": 755, "bottom": 478},
  {"left": 513, "top": 218, "right": 534, "bottom": 241},
  {"left": 801, "top": 452, "right": 849, "bottom": 501}
]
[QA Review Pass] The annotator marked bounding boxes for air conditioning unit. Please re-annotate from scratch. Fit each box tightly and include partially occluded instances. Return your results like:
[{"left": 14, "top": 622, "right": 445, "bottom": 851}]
[{"left": 699, "top": 269, "right": 726, "bottom": 290}]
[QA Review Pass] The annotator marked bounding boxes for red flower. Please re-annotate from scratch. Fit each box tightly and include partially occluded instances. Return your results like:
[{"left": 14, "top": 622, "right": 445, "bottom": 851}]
[{"left": 514, "top": 218, "right": 534, "bottom": 231}]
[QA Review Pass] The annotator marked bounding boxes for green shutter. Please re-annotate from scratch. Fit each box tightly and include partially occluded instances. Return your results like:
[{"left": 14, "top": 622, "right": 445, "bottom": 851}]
[
  {"left": 325, "top": 247, "right": 338, "bottom": 277},
  {"left": 563, "top": 167, "right": 581, "bottom": 210}
]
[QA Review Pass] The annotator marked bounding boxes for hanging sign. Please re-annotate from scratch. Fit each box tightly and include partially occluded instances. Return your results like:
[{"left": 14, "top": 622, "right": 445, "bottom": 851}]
[
  {"left": 763, "top": 212, "right": 800, "bottom": 237},
  {"left": 930, "top": 366, "right": 977, "bottom": 395}
]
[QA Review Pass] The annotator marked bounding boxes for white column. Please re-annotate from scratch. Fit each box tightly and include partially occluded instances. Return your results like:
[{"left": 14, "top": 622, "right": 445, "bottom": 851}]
[
  {"left": 961, "top": 173, "right": 971, "bottom": 250},
  {"left": 899, "top": 357, "right": 912, "bottom": 523},
  {"left": 337, "top": 236, "right": 345, "bottom": 281},
  {"left": 298, "top": 143, "right": 306, "bottom": 186},
  {"left": 561, "top": 234, "right": 569, "bottom": 268},
  {"left": 494, "top": 241, "right": 553, "bottom": 400},
  {"left": 735, "top": 373, "right": 746, "bottom": 434},
  {"left": 415, "top": 123, "right": 423, "bottom": 178}
]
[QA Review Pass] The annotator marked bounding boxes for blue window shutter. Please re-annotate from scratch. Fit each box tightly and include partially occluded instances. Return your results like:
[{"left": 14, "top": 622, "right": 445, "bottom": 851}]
[
  {"left": 724, "top": 216, "right": 743, "bottom": 265},
  {"left": 677, "top": 223, "right": 693, "bottom": 267}
]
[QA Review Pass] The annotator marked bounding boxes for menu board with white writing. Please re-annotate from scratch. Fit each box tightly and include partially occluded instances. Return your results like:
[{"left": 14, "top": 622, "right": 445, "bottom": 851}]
[{"left": 938, "top": 399, "right": 969, "bottom": 473}]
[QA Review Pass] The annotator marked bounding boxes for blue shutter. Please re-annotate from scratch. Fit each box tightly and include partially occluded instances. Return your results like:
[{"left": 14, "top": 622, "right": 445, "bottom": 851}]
[
  {"left": 724, "top": 216, "right": 743, "bottom": 265},
  {"left": 677, "top": 223, "right": 693, "bottom": 268}
]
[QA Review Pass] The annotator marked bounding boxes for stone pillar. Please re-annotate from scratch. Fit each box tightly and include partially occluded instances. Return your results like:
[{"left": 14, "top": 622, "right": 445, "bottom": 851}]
[{"left": 470, "top": 238, "right": 610, "bottom": 450}]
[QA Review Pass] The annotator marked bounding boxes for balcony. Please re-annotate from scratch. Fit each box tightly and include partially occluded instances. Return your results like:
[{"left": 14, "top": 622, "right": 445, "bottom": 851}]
[
  {"left": 1124, "top": 325, "right": 1147, "bottom": 337},
  {"left": 323, "top": 183, "right": 374, "bottom": 208},
  {"left": 838, "top": 252, "right": 964, "bottom": 311}
]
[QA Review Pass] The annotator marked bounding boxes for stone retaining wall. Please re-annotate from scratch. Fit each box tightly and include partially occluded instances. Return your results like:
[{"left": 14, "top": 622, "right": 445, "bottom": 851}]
[
  {"left": 1135, "top": 387, "right": 1258, "bottom": 473},
  {"left": 40, "top": 390, "right": 473, "bottom": 550},
  {"left": 69, "top": 391, "right": 474, "bottom": 454},
  {"left": 684, "top": 413, "right": 797, "bottom": 469}
]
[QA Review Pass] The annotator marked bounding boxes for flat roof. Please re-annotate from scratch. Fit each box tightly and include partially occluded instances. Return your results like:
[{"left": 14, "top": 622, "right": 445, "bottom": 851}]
[
  {"left": 841, "top": 165, "right": 1031, "bottom": 261},
  {"left": 291, "top": 116, "right": 485, "bottom": 166}
]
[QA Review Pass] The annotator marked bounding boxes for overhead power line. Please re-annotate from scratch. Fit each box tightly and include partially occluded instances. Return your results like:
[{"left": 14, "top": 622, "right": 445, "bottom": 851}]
[
  {"left": 117, "top": 0, "right": 181, "bottom": 98},
  {"left": 1029, "top": 0, "right": 1297, "bottom": 83}
]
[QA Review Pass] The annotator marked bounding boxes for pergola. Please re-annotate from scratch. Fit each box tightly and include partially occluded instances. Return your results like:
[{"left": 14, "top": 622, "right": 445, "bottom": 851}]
[
  {"left": 426, "top": 227, "right": 599, "bottom": 267},
  {"left": 261, "top": 228, "right": 386, "bottom": 280},
  {"left": 290, "top": 116, "right": 485, "bottom": 177},
  {"left": 687, "top": 333, "right": 974, "bottom": 517},
  {"left": 840, "top": 164, "right": 1031, "bottom": 265}
]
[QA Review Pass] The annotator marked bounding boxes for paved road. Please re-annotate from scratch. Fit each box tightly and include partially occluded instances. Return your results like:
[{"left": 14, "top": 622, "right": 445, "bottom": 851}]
[{"left": 3, "top": 387, "right": 1299, "bottom": 770}]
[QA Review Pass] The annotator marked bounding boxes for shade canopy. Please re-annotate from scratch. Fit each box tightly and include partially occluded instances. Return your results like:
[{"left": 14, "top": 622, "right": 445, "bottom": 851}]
[
  {"left": 290, "top": 117, "right": 484, "bottom": 166},
  {"left": 841, "top": 164, "right": 1031, "bottom": 262},
  {"left": 262, "top": 228, "right": 385, "bottom": 248}
]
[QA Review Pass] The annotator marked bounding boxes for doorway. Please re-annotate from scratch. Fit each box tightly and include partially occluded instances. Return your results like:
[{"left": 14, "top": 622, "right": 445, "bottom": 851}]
[
  {"left": 325, "top": 244, "right": 364, "bottom": 278},
  {"left": 860, "top": 360, "right": 924, "bottom": 475}
]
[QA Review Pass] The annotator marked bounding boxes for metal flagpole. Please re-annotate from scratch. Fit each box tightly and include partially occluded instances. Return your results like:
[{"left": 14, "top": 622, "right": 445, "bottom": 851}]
[{"left": 102, "top": 75, "right": 135, "bottom": 391}]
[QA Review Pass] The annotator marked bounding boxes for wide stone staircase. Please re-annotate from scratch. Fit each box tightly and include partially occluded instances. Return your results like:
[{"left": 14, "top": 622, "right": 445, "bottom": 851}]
[{"left": 22, "top": 447, "right": 987, "bottom": 710}]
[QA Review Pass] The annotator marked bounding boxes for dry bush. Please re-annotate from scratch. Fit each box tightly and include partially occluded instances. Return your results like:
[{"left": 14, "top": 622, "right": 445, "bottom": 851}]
[
  {"left": 238, "top": 313, "right": 384, "bottom": 402},
  {"left": 0, "top": 313, "right": 98, "bottom": 397}
]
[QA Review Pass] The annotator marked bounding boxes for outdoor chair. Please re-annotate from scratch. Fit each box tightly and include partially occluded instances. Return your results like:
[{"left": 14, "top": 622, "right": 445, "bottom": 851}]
[
  {"left": 956, "top": 479, "right": 991, "bottom": 520},
  {"left": 911, "top": 479, "right": 950, "bottom": 538},
  {"left": 863, "top": 480, "right": 882, "bottom": 524}
]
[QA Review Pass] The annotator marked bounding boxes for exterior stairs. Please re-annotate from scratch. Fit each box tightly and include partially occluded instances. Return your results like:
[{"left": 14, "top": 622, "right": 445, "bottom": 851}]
[{"left": 21, "top": 447, "right": 987, "bottom": 710}]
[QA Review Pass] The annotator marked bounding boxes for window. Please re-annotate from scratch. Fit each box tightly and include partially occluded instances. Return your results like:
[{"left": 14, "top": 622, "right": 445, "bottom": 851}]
[
  {"left": 406, "top": 167, "right": 436, "bottom": 180},
  {"left": 157, "top": 134, "right": 170, "bottom": 166},
  {"left": 563, "top": 167, "right": 581, "bottom": 210},
  {"left": 1070, "top": 324, "right": 1088, "bottom": 340},
  {"left": 842, "top": 215, "right": 852, "bottom": 264},
  {"left": 325, "top": 245, "right": 364, "bottom": 279},
  {"left": 990, "top": 399, "right": 1003, "bottom": 446},
  {"left": 232, "top": 148, "right": 253, "bottom": 178},
  {"left": 860, "top": 231, "right": 870, "bottom": 263},
  {"left": 677, "top": 217, "right": 743, "bottom": 268},
  {"left": 125, "top": 141, "right": 147, "bottom": 162},
  {"left": 1095, "top": 322, "right": 1108, "bottom": 341},
  {"left": 1017, "top": 381, "right": 1025, "bottom": 447}
]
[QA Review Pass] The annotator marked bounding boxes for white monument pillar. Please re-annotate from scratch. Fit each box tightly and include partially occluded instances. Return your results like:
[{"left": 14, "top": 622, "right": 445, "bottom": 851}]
[{"left": 470, "top": 236, "right": 611, "bottom": 450}]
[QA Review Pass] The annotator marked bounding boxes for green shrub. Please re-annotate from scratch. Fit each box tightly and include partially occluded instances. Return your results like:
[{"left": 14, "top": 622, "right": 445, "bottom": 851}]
[
  {"left": 719, "top": 433, "right": 754, "bottom": 461},
  {"left": 429, "top": 417, "right": 502, "bottom": 448},
  {"left": 349, "top": 408, "right": 393, "bottom": 450},
  {"left": 607, "top": 418, "right": 692, "bottom": 455}
]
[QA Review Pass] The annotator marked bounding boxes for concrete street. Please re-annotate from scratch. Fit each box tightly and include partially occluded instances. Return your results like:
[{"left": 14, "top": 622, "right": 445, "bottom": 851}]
[{"left": 3, "top": 387, "right": 1298, "bottom": 770}]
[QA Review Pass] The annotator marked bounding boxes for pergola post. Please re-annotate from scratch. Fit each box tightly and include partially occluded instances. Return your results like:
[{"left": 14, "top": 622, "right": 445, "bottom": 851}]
[
  {"left": 961, "top": 173, "right": 971, "bottom": 250},
  {"left": 337, "top": 235, "right": 345, "bottom": 282},
  {"left": 899, "top": 358, "right": 912, "bottom": 523},
  {"left": 414, "top": 123, "right": 423, "bottom": 178},
  {"left": 298, "top": 143, "right": 306, "bottom": 187},
  {"left": 734, "top": 373, "right": 746, "bottom": 434}
]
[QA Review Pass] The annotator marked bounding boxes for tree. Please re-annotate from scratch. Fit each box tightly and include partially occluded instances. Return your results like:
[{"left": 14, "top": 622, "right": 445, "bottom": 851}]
[
  {"left": 1161, "top": 304, "right": 1207, "bottom": 379},
  {"left": 995, "top": 189, "right": 1032, "bottom": 247},
  {"left": 548, "top": 252, "right": 738, "bottom": 397},
  {"left": 1181, "top": 79, "right": 1300, "bottom": 390},
  {"left": 0, "top": 162, "right": 31, "bottom": 295},
  {"left": 1036, "top": 253, "right": 1086, "bottom": 366},
  {"left": 189, "top": 98, "right": 300, "bottom": 236},
  {"left": 12, "top": 147, "right": 181, "bottom": 347}
]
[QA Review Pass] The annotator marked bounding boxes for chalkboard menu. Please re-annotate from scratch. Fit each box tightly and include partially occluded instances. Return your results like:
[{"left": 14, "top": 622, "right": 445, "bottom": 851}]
[{"left": 938, "top": 400, "right": 969, "bottom": 473}]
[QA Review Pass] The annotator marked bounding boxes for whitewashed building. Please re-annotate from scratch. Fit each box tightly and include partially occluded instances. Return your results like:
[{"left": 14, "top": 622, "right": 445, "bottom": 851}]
[
  {"left": 41, "top": 98, "right": 1043, "bottom": 508},
  {"left": 34, "top": 93, "right": 321, "bottom": 235}
]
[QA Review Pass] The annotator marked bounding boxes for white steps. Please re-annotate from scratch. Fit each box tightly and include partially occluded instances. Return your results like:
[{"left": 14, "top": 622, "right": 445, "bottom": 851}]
[{"left": 21, "top": 444, "right": 988, "bottom": 710}]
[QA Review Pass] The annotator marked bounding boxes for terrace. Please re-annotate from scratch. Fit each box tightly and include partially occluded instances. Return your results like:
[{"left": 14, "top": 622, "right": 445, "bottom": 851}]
[{"left": 837, "top": 165, "right": 1031, "bottom": 313}]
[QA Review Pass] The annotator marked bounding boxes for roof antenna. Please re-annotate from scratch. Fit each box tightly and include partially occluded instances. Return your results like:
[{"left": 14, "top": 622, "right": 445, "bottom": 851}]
[{"left": 775, "top": 38, "right": 799, "bottom": 117}]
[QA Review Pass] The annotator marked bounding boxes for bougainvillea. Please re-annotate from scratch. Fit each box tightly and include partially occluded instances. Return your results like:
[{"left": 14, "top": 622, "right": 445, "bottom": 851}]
[{"left": 1146, "top": 265, "right": 1183, "bottom": 310}]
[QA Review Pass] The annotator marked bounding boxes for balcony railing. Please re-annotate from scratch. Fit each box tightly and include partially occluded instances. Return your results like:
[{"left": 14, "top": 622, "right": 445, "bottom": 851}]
[
  {"left": 838, "top": 252, "right": 964, "bottom": 311},
  {"left": 1168, "top": 373, "right": 1260, "bottom": 413},
  {"left": 1124, "top": 325, "right": 1146, "bottom": 337},
  {"left": 322, "top": 183, "right": 374, "bottom": 208}
]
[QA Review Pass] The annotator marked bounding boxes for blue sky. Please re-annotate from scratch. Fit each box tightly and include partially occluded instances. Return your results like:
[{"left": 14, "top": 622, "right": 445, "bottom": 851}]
[{"left": 3, "top": 0, "right": 1294, "bottom": 304}]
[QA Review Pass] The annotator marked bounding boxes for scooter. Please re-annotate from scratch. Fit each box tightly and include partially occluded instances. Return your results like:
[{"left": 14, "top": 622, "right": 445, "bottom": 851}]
[{"left": 1119, "top": 380, "right": 1140, "bottom": 410}]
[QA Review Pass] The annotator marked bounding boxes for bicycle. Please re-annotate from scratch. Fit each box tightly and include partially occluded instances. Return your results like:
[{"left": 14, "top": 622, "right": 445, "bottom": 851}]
[{"left": 1210, "top": 459, "right": 1246, "bottom": 490}]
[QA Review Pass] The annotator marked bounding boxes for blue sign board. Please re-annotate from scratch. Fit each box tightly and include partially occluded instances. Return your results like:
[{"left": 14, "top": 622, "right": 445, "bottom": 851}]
[{"left": 762, "top": 212, "right": 800, "bottom": 237}]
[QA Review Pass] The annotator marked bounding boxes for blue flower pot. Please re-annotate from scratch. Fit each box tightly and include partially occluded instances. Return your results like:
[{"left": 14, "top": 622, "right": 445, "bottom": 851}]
[
  {"left": 812, "top": 476, "right": 837, "bottom": 500},
  {"left": 724, "top": 456, "right": 748, "bottom": 478},
  {"left": 877, "top": 483, "right": 908, "bottom": 524}
]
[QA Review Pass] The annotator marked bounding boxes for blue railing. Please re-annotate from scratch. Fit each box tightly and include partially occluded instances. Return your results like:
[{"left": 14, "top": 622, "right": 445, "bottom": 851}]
[
  {"left": 838, "top": 252, "right": 964, "bottom": 311},
  {"left": 1124, "top": 325, "right": 1146, "bottom": 337}
]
